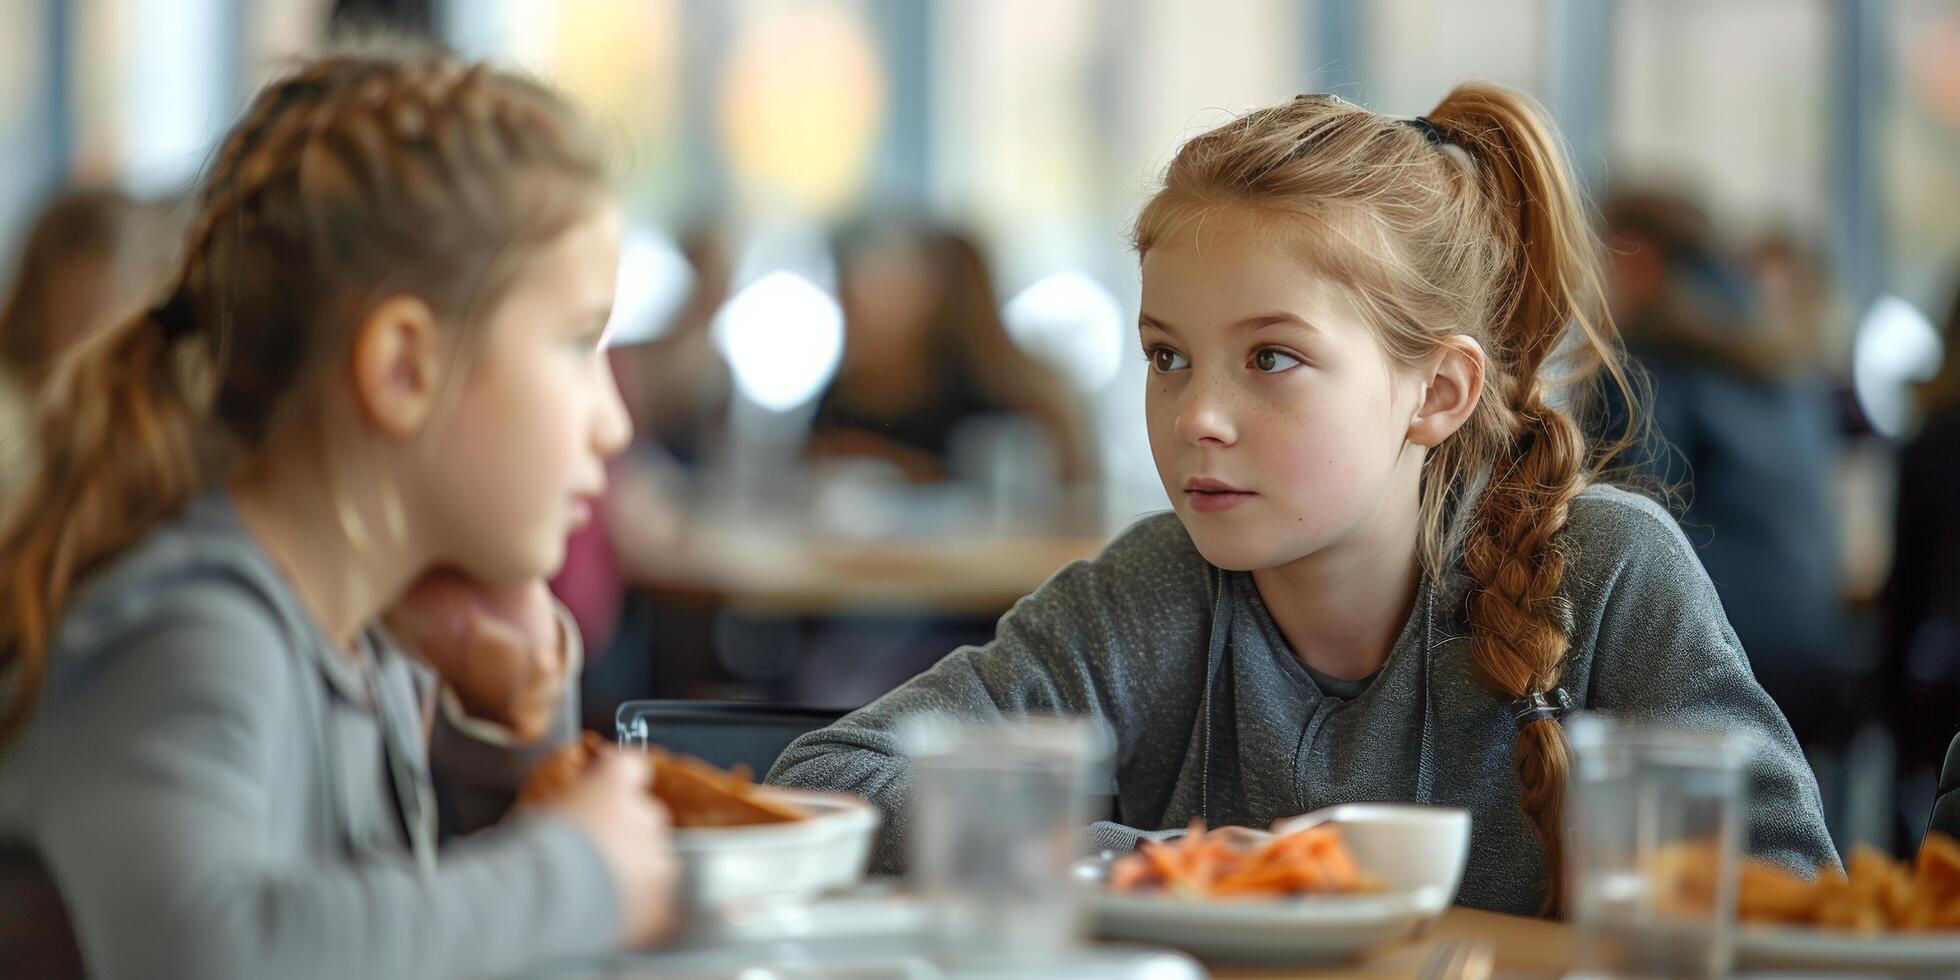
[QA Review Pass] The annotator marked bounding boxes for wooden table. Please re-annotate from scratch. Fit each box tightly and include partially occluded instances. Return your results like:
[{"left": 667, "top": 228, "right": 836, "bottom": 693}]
[
  {"left": 583, "top": 907, "right": 1568, "bottom": 980},
  {"left": 630, "top": 525, "right": 1108, "bottom": 616},
  {"left": 1208, "top": 907, "right": 1572, "bottom": 979}
]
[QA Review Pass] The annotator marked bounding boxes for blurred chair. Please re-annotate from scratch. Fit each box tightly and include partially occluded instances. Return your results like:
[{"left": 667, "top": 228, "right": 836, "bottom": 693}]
[
  {"left": 1930, "top": 733, "right": 1960, "bottom": 841},
  {"left": 0, "top": 845, "right": 83, "bottom": 980},
  {"left": 614, "top": 700, "right": 844, "bottom": 775}
]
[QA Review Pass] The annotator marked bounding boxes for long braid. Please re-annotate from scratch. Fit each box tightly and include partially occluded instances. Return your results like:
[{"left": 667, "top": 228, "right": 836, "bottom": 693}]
[
  {"left": 1432, "top": 84, "right": 1611, "bottom": 914},
  {"left": 1458, "top": 379, "right": 1588, "bottom": 912}
]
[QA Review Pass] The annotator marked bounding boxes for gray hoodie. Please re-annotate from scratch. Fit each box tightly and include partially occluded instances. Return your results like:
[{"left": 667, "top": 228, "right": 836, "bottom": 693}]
[
  {"left": 0, "top": 490, "right": 618, "bottom": 979},
  {"left": 767, "top": 485, "right": 1838, "bottom": 915}
]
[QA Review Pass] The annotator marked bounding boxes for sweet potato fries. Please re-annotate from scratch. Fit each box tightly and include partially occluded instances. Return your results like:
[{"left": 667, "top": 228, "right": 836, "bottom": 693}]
[
  {"left": 1108, "top": 820, "right": 1379, "bottom": 899},
  {"left": 519, "top": 733, "right": 807, "bottom": 828},
  {"left": 1738, "top": 833, "right": 1960, "bottom": 933}
]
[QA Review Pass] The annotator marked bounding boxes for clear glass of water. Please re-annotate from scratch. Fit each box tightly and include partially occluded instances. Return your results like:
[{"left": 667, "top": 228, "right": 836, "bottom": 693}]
[
  {"left": 1566, "top": 714, "right": 1753, "bottom": 980},
  {"left": 905, "top": 715, "right": 1111, "bottom": 973}
]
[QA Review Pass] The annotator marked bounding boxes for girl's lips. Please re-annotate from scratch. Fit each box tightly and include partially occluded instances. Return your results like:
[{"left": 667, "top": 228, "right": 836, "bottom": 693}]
[
  {"left": 1186, "top": 488, "right": 1256, "bottom": 512},
  {"left": 1183, "top": 476, "right": 1249, "bottom": 494}
]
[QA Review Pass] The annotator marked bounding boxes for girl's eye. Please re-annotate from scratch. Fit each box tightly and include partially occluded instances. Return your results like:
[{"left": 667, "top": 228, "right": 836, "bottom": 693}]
[
  {"left": 1253, "top": 348, "right": 1303, "bottom": 373},
  {"left": 1148, "top": 347, "right": 1190, "bottom": 373}
]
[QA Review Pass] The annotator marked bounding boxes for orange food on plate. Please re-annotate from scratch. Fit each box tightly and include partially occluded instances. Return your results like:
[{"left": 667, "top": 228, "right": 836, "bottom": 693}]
[
  {"left": 1736, "top": 833, "right": 1960, "bottom": 933},
  {"left": 1108, "top": 820, "right": 1380, "bottom": 899},
  {"left": 518, "top": 733, "right": 808, "bottom": 827}
]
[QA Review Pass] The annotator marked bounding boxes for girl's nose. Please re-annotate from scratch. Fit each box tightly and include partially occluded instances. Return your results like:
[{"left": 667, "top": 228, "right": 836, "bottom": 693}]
[
  {"left": 592, "top": 359, "right": 634, "bottom": 457},
  {"left": 1173, "top": 370, "right": 1237, "bottom": 447}
]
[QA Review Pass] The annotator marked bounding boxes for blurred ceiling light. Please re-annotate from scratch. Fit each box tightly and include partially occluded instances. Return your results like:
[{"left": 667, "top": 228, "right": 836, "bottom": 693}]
[
  {"left": 552, "top": 0, "right": 679, "bottom": 125},
  {"left": 601, "top": 227, "right": 693, "bottom": 350},
  {"left": 1853, "top": 295, "right": 1944, "bottom": 439},
  {"left": 1002, "top": 271, "right": 1127, "bottom": 390},
  {"left": 719, "top": 5, "right": 884, "bottom": 214},
  {"left": 712, "top": 270, "right": 844, "bottom": 412}
]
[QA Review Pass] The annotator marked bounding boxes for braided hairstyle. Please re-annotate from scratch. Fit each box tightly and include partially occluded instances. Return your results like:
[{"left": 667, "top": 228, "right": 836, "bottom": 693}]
[
  {"left": 1132, "top": 85, "right": 1637, "bottom": 913},
  {"left": 0, "top": 47, "right": 608, "bottom": 744}
]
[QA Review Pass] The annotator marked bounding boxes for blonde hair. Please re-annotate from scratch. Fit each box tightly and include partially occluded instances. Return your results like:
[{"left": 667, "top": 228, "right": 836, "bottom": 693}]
[
  {"left": 1133, "top": 86, "right": 1637, "bottom": 913},
  {"left": 0, "top": 47, "right": 608, "bottom": 745}
]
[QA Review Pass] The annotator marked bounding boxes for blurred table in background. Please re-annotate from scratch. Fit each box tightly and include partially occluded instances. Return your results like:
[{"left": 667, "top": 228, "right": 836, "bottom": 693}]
[
  {"left": 603, "top": 504, "right": 1111, "bottom": 706},
  {"left": 631, "top": 522, "right": 1108, "bottom": 617}
]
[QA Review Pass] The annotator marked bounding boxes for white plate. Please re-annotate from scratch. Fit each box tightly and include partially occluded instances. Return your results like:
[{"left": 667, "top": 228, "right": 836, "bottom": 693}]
[
  {"left": 1074, "top": 865, "right": 1449, "bottom": 964},
  {"left": 1737, "top": 925, "right": 1960, "bottom": 971},
  {"left": 672, "top": 788, "right": 880, "bottom": 911},
  {"left": 1074, "top": 803, "right": 1470, "bottom": 964}
]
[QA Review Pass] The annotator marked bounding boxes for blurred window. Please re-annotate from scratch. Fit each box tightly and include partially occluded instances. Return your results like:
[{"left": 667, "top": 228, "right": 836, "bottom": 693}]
[
  {"left": 0, "top": 0, "right": 51, "bottom": 267},
  {"left": 1368, "top": 0, "right": 1540, "bottom": 114},
  {"left": 1883, "top": 0, "right": 1960, "bottom": 307},
  {"left": 1610, "top": 0, "right": 1832, "bottom": 237},
  {"left": 70, "top": 0, "right": 234, "bottom": 195}
]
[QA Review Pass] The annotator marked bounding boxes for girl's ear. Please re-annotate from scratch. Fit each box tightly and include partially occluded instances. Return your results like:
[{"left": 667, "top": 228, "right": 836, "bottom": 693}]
[
  {"left": 349, "top": 295, "right": 446, "bottom": 438},
  {"left": 1407, "top": 334, "right": 1486, "bottom": 448}
]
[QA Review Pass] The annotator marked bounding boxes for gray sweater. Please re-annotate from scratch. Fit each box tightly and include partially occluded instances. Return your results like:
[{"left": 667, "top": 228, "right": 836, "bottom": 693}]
[
  {"left": 767, "top": 486, "right": 1838, "bottom": 915},
  {"left": 0, "top": 491, "right": 618, "bottom": 979}
]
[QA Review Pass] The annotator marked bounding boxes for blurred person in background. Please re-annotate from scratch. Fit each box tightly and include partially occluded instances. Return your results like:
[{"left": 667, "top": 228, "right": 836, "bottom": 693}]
[
  {"left": 808, "top": 219, "right": 1096, "bottom": 492},
  {"left": 616, "top": 223, "right": 733, "bottom": 467},
  {"left": 0, "top": 189, "right": 175, "bottom": 503},
  {"left": 1595, "top": 189, "right": 1850, "bottom": 752},
  {"left": 1890, "top": 274, "right": 1960, "bottom": 842},
  {"left": 775, "top": 222, "right": 1102, "bottom": 707},
  {"left": 1749, "top": 231, "right": 1839, "bottom": 379}
]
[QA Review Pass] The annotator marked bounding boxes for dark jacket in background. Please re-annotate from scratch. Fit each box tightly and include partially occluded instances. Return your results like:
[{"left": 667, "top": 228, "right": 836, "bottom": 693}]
[
  {"left": 1599, "top": 334, "right": 1849, "bottom": 743},
  {"left": 1891, "top": 406, "right": 1960, "bottom": 839}
]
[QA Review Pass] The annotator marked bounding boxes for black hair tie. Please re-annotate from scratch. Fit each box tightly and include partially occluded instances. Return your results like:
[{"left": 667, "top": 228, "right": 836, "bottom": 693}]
[
  {"left": 1403, "top": 116, "right": 1448, "bottom": 146},
  {"left": 149, "top": 292, "right": 197, "bottom": 342},
  {"left": 1511, "top": 687, "right": 1573, "bottom": 730}
]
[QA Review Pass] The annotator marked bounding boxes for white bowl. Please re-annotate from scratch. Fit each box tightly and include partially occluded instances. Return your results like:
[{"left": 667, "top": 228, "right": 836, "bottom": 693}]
[
  {"left": 670, "top": 788, "right": 880, "bottom": 910},
  {"left": 1076, "top": 803, "right": 1471, "bottom": 964},
  {"left": 1271, "top": 802, "right": 1471, "bottom": 908}
]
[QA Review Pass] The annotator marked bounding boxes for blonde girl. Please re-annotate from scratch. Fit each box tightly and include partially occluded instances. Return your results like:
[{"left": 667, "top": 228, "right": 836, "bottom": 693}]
[{"left": 770, "top": 85, "right": 1835, "bottom": 915}]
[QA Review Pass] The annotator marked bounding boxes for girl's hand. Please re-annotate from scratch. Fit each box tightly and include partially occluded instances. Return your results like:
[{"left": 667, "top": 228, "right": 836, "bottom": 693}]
[
  {"left": 385, "top": 570, "right": 567, "bottom": 742},
  {"left": 530, "top": 745, "right": 682, "bottom": 946}
]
